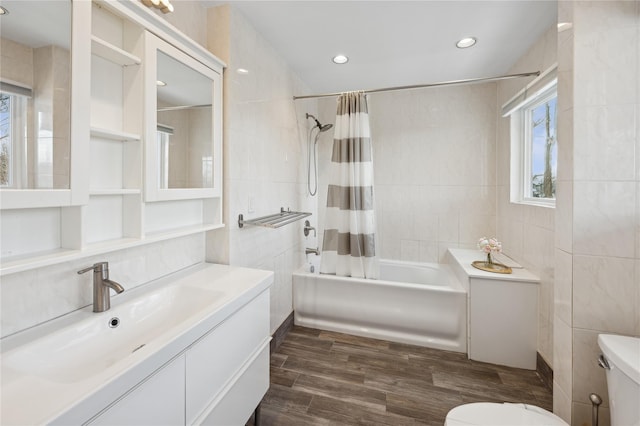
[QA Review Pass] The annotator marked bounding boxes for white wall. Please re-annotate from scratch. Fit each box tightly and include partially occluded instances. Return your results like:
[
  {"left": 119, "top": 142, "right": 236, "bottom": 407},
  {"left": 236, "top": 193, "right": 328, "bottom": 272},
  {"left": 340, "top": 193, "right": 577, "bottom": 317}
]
[
  {"left": 554, "top": 2, "right": 640, "bottom": 426},
  {"left": 317, "top": 84, "right": 498, "bottom": 264},
  {"left": 496, "top": 25, "right": 557, "bottom": 366},
  {"left": 206, "top": 5, "right": 317, "bottom": 334}
]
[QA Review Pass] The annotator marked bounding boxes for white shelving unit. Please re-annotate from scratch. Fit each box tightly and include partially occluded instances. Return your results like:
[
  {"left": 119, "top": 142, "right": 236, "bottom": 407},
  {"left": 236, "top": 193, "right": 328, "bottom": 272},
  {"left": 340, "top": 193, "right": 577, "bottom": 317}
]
[
  {"left": 0, "top": 0, "right": 226, "bottom": 277},
  {"left": 90, "top": 35, "right": 141, "bottom": 66}
]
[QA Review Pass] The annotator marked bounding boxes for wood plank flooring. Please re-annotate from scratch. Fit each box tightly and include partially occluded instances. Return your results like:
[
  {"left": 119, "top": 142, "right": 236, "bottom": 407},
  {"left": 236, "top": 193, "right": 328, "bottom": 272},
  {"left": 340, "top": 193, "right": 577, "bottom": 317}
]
[{"left": 248, "top": 326, "right": 552, "bottom": 426}]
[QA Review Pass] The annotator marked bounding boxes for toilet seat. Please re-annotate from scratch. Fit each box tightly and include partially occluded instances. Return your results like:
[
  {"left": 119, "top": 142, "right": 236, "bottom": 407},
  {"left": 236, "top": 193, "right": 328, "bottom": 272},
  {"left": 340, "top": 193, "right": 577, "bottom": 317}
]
[{"left": 445, "top": 402, "right": 568, "bottom": 426}]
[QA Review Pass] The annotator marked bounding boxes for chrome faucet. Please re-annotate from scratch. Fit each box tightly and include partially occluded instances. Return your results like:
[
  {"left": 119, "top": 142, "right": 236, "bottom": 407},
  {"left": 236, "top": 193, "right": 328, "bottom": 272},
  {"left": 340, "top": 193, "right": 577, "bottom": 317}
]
[
  {"left": 305, "top": 247, "right": 320, "bottom": 255},
  {"left": 77, "top": 262, "right": 125, "bottom": 312}
]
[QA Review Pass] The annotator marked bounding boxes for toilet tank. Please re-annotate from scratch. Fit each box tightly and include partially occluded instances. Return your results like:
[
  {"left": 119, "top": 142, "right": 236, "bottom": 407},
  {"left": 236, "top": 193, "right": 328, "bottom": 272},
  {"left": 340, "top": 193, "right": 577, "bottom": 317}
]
[{"left": 597, "top": 334, "right": 640, "bottom": 426}]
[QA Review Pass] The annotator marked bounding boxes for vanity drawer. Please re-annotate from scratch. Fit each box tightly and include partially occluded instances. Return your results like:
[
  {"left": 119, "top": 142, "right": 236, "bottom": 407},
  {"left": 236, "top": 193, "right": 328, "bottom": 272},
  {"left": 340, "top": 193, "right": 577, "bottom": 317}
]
[
  {"left": 185, "top": 290, "right": 269, "bottom": 424},
  {"left": 87, "top": 354, "right": 186, "bottom": 426}
]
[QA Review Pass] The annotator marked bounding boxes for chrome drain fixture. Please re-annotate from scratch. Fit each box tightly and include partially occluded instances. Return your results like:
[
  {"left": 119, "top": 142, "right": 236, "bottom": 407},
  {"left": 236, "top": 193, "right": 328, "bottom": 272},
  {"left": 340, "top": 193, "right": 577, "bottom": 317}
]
[{"left": 108, "top": 317, "right": 120, "bottom": 328}]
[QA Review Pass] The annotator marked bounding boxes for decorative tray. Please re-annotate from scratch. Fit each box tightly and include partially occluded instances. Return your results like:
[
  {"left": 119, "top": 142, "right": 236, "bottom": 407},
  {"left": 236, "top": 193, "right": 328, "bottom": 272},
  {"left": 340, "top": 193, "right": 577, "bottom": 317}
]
[{"left": 471, "top": 261, "right": 513, "bottom": 274}]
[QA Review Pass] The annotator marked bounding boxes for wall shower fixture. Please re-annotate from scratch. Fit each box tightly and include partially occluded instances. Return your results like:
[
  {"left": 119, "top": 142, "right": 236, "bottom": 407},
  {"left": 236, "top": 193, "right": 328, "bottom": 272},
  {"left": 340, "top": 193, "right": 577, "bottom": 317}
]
[{"left": 306, "top": 113, "right": 333, "bottom": 196}]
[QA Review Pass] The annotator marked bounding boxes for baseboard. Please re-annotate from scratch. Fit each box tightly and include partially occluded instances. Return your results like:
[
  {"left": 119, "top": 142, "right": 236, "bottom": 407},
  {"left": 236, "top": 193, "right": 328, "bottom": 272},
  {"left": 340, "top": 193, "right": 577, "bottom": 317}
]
[
  {"left": 536, "top": 352, "right": 553, "bottom": 391},
  {"left": 270, "top": 311, "right": 294, "bottom": 354}
]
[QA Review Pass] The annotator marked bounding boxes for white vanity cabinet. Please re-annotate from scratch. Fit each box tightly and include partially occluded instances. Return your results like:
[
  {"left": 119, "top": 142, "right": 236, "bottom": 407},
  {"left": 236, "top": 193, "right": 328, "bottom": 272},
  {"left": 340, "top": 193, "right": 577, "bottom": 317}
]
[
  {"left": 186, "top": 291, "right": 269, "bottom": 424},
  {"left": 87, "top": 290, "right": 270, "bottom": 426},
  {"left": 0, "top": 265, "right": 273, "bottom": 426}
]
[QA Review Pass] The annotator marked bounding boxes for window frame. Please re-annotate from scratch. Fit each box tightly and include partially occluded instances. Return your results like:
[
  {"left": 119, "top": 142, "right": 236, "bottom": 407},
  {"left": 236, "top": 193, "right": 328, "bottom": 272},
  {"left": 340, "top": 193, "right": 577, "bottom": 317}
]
[{"left": 509, "top": 79, "right": 558, "bottom": 208}]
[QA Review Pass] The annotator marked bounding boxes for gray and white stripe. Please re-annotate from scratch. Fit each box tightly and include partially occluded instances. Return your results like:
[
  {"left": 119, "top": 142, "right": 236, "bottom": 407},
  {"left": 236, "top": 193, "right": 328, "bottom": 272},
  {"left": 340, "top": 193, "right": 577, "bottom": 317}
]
[{"left": 320, "top": 92, "right": 378, "bottom": 279}]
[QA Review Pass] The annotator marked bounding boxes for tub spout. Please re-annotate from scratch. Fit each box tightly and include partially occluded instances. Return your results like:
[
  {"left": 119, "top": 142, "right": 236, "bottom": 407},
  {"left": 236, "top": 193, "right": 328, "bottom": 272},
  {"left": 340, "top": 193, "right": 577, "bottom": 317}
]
[{"left": 305, "top": 247, "right": 320, "bottom": 255}]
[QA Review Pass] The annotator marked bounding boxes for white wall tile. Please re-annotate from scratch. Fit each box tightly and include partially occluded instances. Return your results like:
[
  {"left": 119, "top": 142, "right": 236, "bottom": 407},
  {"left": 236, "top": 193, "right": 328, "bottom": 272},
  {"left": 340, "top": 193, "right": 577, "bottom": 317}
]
[
  {"left": 555, "top": 180, "right": 573, "bottom": 253},
  {"left": 207, "top": 7, "right": 316, "bottom": 333},
  {"left": 573, "top": 181, "right": 636, "bottom": 258},
  {"left": 573, "top": 255, "right": 637, "bottom": 334},
  {"left": 554, "top": 315, "right": 573, "bottom": 397},
  {"left": 553, "top": 380, "right": 572, "bottom": 424},
  {"left": 573, "top": 26, "right": 637, "bottom": 108},
  {"left": 555, "top": 248, "right": 573, "bottom": 326},
  {"left": 1, "top": 234, "right": 204, "bottom": 338},
  {"left": 572, "top": 328, "right": 609, "bottom": 409},
  {"left": 573, "top": 105, "right": 637, "bottom": 182}
]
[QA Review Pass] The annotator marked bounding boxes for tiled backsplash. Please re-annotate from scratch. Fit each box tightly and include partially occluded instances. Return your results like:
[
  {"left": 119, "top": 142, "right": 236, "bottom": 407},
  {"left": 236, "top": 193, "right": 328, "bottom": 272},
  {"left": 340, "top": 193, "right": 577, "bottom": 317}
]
[{"left": 0, "top": 234, "right": 205, "bottom": 338}]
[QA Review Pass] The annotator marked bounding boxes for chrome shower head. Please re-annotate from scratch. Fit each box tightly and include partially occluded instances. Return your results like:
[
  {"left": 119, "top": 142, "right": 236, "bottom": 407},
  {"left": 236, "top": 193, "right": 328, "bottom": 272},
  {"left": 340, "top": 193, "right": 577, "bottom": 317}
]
[{"left": 306, "top": 113, "right": 333, "bottom": 132}]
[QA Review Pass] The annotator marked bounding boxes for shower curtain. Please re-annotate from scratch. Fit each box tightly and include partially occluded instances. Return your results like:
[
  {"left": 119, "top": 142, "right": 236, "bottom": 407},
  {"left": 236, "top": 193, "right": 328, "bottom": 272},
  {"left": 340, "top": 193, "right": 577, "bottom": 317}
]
[{"left": 320, "top": 92, "right": 378, "bottom": 279}]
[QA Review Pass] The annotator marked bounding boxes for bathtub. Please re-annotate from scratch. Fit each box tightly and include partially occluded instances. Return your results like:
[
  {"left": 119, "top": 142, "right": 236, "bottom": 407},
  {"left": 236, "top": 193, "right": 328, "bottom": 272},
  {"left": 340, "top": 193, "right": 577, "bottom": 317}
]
[{"left": 293, "top": 257, "right": 468, "bottom": 353}]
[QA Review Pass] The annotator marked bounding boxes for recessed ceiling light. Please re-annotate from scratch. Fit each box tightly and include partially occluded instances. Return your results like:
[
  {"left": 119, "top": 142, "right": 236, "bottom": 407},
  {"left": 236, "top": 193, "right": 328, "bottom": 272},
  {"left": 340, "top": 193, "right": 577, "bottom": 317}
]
[
  {"left": 0, "top": 6, "right": 9, "bottom": 15},
  {"left": 456, "top": 37, "right": 477, "bottom": 49},
  {"left": 332, "top": 55, "right": 349, "bottom": 64},
  {"left": 237, "top": 68, "right": 249, "bottom": 75},
  {"left": 156, "top": 80, "right": 167, "bottom": 86}
]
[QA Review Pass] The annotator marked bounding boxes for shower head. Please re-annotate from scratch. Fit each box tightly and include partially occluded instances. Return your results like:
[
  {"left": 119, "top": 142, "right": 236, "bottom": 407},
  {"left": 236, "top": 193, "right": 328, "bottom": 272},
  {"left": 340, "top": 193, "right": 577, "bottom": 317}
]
[{"left": 306, "top": 113, "right": 333, "bottom": 132}]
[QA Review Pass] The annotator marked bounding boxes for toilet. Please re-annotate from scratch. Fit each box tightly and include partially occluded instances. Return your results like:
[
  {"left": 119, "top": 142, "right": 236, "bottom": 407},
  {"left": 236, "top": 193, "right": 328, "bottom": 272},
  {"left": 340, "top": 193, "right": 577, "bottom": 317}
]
[
  {"left": 445, "top": 402, "right": 567, "bottom": 426},
  {"left": 445, "top": 334, "right": 640, "bottom": 426},
  {"left": 597, "top": 334, "right": 640, "bottom": 426}
]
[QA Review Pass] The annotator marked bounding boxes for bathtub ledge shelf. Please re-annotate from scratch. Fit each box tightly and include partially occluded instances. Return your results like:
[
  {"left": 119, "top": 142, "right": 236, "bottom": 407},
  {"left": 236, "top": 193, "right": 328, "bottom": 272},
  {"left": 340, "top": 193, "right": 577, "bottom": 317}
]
[{"left": 238, "top": 207, "right": 311, "bottom": 229}]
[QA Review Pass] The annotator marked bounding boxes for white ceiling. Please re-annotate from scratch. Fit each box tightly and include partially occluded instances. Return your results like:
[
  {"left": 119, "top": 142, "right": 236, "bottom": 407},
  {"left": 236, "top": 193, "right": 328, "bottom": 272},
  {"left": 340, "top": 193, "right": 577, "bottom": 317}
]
[
  {"left": 0, "top": 1, "right": 70, "bottom": 49},
  {"left": 205, "top": 1, "right": 557, "bottom": 95}
]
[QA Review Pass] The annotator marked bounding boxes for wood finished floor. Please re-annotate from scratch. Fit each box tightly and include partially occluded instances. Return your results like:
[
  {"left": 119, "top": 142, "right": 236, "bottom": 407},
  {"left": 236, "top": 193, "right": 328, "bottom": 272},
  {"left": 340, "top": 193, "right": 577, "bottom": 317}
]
[{"left": 248, "top": 326, "right": 552, "bottom": 426}]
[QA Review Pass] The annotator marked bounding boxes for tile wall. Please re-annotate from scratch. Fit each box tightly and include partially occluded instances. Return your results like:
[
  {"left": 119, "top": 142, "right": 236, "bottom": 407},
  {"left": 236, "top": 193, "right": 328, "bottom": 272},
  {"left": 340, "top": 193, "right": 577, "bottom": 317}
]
[
  {"left": 317, "top": 84, "right": 498, "bottom": 264},
  {"left": 554, "top": 2, "right": 640, "bottom": 425},
  {"left": 496, "top": 25, "right": 557, "bottom": 366},
  {"left": 206, "top": 6, "right": 317, "bottom": 334},
  {"left": 0, "top": 233, "right": 206, "bottom": 338}
]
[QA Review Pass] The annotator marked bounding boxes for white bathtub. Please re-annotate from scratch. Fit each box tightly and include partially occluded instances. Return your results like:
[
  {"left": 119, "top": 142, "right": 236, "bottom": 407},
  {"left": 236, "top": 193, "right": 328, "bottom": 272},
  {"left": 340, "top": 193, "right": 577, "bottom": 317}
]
[{"left": 293, "top": 257, "right": 468, "bottom": 352}]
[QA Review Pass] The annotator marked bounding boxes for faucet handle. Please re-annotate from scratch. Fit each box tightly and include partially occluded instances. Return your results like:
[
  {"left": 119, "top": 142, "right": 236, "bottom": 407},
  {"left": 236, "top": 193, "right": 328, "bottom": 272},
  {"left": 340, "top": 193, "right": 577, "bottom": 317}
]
[
  {"left": 304, "top": 220, "right": 316, "bottom": 237},
  {"left": 77, "top": 262, "right": 109, "bottom": 275}
]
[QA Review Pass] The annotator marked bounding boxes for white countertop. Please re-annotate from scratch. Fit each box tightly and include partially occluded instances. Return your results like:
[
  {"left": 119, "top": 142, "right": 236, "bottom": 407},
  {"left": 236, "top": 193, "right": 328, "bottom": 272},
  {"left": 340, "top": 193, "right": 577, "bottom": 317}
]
[
  {"left": 447, "top": 249, "right": 540, "bottom": 283},
  {"left": 1, "top": 263, "right": 273, "bottom": 425}
]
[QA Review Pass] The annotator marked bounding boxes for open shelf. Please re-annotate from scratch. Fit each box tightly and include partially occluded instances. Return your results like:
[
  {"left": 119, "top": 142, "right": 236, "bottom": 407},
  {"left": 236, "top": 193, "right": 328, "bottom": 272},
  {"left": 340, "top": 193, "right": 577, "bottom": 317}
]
[
  {"left": 89, "top": 189, "right": 141, "bottom": 196},
  {"left": 91, "top": 35, "right": 141, "bottom": 66},
  {"left": 90, "top": 126, "right": 141, "bottom": 142}
]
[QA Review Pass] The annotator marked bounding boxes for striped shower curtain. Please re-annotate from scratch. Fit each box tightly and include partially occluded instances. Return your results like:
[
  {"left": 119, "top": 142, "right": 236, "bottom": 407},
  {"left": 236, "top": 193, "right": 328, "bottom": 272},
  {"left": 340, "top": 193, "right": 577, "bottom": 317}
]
[{"left": 320, "top": 92, "right": 378, "bottom": 279}]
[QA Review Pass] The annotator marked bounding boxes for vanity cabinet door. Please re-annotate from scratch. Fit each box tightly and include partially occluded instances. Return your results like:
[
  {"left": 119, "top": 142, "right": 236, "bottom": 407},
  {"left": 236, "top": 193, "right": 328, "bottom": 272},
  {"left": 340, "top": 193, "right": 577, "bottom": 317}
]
[
  {"left": 185, "top": 290, "right": 270, "bottom": 424},
  {"left": 87, "top": 354, "right": 185, "bottom": 426}
]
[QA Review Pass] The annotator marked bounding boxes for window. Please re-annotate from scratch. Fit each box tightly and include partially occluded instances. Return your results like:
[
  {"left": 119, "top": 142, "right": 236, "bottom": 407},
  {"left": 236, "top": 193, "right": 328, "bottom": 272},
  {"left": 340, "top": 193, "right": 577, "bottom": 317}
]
[
  {"left": 524, "top": 91, "right": 557, "bottom": 201},
  {"left": 503, "top": 66, "right": 558, "bottom": 207},
  {"left": 0, "top": 87, "right": 28, "bottom": 189},
  {"left": 0, "top": 93, "right": 12, "bottom": 187}
]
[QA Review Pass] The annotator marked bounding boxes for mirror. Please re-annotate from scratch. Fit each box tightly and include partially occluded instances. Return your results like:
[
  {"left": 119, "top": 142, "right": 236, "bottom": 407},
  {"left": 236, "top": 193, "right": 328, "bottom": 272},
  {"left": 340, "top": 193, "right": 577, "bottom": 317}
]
[
  {"left": 156, "top": 51, "right": 213, "bottom": 189},
  {"left": 145, "top": 33, "right": 221, "bottom": 202},
  {"left": 0, "top": 1, "right": 71, "bottom": 190}
]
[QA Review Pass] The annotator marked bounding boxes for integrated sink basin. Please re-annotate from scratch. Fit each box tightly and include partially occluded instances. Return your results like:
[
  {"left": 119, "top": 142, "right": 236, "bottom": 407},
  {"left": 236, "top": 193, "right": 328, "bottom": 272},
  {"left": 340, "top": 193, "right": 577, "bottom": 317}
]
[
  {"left": 3, "top": 285, "right": 222, "bottom": 383},
  {"left": 0, "top": 263, "right": 274, "bottom": 425}
]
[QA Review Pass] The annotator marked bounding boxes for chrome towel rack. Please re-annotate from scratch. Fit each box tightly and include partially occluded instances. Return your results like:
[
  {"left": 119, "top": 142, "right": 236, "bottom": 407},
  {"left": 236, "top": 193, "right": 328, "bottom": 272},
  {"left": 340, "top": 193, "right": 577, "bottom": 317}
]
[{"left": 238, "top": 207, "right": 311, "bottom": 229}]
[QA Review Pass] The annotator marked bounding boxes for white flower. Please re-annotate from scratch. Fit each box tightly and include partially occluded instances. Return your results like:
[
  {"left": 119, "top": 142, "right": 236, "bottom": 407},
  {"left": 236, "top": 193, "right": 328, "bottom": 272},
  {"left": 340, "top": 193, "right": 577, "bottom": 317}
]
[{"left": 477, "top": 236, "right": 502, "bottom": 254}]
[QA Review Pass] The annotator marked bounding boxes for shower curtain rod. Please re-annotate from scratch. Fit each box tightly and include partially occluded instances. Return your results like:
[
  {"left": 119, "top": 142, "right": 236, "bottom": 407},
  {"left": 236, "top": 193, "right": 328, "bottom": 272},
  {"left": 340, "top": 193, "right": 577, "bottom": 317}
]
[{"left": 292, "top": 71, "right": 540, "bottom": 100}]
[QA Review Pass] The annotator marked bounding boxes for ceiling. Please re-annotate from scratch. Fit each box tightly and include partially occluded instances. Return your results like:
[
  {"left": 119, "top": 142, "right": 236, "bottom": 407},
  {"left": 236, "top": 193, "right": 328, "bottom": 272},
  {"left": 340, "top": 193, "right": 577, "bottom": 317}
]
[
  {"left": 205, "top": 1, "right": 557, "bottom": 95},
  {"left": 0, "top": 1, "right": 70, "bottom": 49}
]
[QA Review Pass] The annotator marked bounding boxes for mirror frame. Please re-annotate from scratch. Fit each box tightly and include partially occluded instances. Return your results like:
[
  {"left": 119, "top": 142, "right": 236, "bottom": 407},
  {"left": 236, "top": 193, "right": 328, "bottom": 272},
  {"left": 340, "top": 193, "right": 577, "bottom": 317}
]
[
  {"left": 0, "top": 0, "right": 91, "bottom": 210},
  {"left": 143, "top": 32, "right": 222, "bottom": 202}
]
